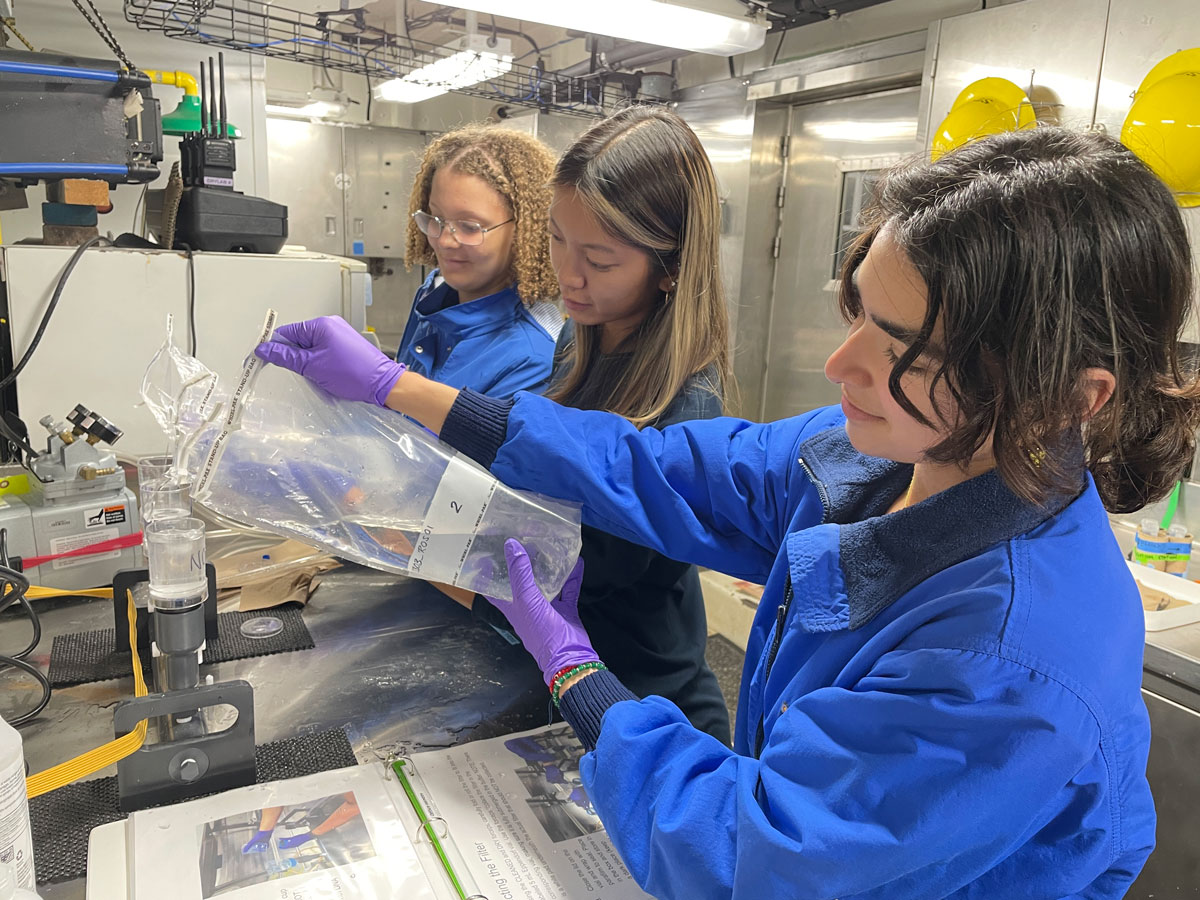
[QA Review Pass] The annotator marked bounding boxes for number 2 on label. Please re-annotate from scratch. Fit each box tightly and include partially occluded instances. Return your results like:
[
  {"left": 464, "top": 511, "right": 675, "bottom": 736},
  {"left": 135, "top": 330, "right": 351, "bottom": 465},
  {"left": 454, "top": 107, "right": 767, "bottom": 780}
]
[{"left": 450, "top": 501, "right": 462, "bottom": 514}]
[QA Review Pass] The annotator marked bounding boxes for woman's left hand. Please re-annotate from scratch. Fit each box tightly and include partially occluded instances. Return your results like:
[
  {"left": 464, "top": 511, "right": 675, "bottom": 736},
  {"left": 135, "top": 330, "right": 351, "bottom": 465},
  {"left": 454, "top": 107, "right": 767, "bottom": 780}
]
[{"left": 487, "top": 539, "right": 596, "bottom": 685}]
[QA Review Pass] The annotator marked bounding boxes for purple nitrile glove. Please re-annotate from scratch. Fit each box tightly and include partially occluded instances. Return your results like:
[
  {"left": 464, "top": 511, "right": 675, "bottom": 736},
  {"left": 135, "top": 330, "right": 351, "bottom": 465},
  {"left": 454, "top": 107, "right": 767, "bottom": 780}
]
[
  {"left": 254, "top": 316, "right": 406, "bottom": 407},
  {"left": 242, "top": 830, "right": 273, "bottom": 854},
  {"left": 486, "top": 539, "right": 595, "bottom": 685},
  {"left": 277, "top": 831, "right": 316, "bottom": 850}
]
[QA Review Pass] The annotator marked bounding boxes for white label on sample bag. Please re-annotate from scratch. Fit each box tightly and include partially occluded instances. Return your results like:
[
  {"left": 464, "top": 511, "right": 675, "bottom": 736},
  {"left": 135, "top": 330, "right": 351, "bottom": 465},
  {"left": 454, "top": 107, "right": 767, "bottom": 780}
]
[
  {"left": 409, "top": 453, "right": 496, "bottom": 585},
  {"left": 50, "top": 527, "right": 120, "bottom": 570},
  {"left": 0, "top": 754, "right": 35, "bottom": 888},
  {"left": 195, "top": 309, "right": 278, "bottom": 500}
]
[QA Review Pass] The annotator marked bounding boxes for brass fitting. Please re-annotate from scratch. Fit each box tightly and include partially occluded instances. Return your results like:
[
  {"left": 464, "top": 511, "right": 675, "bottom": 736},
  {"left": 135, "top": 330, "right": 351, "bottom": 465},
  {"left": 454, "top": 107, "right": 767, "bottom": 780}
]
[{"left": 79, "top": 466, "right": 118, "bottom": 481}]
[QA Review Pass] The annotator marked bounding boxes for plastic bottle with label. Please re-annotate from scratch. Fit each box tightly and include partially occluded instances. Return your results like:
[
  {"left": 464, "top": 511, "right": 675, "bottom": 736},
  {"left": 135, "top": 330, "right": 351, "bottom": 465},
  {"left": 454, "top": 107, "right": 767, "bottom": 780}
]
[
  {"left": 0, "top": 717, "right": 36, "bottom": 893},
  {"left": 0, "top": 862, "right": 41, "bottom": 900}
]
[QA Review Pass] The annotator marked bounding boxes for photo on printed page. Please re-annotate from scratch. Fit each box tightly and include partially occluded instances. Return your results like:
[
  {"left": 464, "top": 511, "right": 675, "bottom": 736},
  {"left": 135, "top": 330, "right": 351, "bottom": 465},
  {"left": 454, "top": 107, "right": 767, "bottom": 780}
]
[
  {"left": 504, "top": 725, "right": 604, "bottom": 843},
  {"left": 196, "top": 791, "right": 374, "bottom": 897}
]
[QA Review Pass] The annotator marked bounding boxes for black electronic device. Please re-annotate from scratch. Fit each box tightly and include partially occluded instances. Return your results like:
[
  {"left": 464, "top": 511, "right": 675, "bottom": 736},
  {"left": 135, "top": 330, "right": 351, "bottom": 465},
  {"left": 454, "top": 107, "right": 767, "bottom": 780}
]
[
  {"left": 181, "top": 55, "right": 235, "bottom": 191},
  {"left": 170, "top": 52, "right": 288, "bottom": 254},
  {"left": 0, "top": 48, "right": 162, "bottom": 187}
]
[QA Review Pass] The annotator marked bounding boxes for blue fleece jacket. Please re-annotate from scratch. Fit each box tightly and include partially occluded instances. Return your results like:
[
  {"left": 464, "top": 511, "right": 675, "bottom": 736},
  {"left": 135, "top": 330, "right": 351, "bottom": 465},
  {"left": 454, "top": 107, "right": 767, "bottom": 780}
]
[{"left": 440, "top": 394, "right": 1155, "bottom": 900}]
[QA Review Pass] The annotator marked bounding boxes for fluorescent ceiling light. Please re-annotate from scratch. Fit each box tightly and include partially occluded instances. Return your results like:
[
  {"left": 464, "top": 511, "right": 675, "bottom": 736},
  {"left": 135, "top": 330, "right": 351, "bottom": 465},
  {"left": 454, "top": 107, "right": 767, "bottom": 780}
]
[
  {"left": 446, "top": 0, "right": 766, "bottom": 55},
  {"left": 374, "top": 33, "right": 513, "bottom": 104}
]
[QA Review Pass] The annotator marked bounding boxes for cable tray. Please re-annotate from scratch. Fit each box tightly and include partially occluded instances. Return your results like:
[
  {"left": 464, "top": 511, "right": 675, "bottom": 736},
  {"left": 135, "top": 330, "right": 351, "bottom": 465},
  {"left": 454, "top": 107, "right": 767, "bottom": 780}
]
[{"left": 123, "top": 0, "right": 617, "bottom": 118}]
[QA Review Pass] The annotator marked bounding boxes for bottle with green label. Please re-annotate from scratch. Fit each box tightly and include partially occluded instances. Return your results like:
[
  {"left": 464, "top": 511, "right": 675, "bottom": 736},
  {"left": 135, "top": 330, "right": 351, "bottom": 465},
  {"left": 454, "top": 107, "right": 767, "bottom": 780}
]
[{"left": 1133, "top": 518, "right": 1194, "bottom": 577}]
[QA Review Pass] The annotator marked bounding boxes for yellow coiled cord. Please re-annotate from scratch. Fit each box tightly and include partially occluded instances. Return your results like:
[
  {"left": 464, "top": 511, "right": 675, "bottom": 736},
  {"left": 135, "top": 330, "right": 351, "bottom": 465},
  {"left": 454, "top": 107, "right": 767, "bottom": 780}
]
[{"left": 25, "top": 590, "right": 148, "bottom": 799}]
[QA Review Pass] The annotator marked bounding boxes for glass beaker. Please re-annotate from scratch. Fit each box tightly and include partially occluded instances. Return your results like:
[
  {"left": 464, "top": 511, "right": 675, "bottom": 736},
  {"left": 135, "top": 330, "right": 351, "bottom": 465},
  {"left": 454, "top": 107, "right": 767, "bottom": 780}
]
[
  {"left": 138, "top": 455, "right": 193, "bottom": 525},
  {"left": 144, "top": 517, "right": 207, "bottom": 610}
]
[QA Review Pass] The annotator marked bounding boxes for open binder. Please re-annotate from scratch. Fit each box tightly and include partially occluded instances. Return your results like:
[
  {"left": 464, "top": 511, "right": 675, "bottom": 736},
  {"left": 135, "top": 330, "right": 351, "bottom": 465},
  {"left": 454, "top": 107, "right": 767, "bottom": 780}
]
[{"left": 86, "top": 724, "right": 651, "bottom": 900}]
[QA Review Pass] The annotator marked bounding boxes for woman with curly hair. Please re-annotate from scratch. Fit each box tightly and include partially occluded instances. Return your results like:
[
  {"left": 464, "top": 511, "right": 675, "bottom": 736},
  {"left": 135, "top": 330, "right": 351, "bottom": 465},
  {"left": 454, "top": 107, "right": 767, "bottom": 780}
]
[{"left": 396, "top": 124, "right": 562, "bottom": 399}]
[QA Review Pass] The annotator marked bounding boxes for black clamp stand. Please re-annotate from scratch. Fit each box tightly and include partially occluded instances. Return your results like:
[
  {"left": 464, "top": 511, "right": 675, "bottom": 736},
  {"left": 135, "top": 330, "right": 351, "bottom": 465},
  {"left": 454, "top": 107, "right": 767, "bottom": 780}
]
[
  {"left": 113, "top": 680, "right": 256, "bottom": 811},
  {"left": 108, "top": 564, "right": 256, "bottom": 812}
]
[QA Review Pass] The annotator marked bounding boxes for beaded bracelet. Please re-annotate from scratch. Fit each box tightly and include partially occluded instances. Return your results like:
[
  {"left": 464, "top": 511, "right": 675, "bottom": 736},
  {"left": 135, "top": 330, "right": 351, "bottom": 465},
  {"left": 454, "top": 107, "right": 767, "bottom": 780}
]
[
  {"left": 549, "top": 662, "right": 602, "bottom": 698},
  {"left": 548, "top": 665, "right": 578, "bottom": 692},
  {"left": 551, "top": 661, "right": 607, "bottom": 707}
]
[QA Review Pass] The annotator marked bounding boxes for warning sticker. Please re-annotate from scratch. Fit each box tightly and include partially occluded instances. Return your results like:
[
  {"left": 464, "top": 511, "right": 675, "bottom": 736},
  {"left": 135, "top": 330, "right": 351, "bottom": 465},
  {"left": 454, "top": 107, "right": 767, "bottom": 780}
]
[
  {"left": 50, "top": 527, "right": 120, "bottom": 570},
  {"left": 85, "top": 505, "right": 128, "bottom": 528}
]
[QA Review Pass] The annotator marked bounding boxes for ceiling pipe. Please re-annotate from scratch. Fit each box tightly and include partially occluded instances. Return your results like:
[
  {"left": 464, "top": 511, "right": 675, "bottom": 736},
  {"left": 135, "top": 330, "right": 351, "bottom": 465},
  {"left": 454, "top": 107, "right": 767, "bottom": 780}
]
[{"left": 558, "top": 41, "right": 680, "bottom": 77}]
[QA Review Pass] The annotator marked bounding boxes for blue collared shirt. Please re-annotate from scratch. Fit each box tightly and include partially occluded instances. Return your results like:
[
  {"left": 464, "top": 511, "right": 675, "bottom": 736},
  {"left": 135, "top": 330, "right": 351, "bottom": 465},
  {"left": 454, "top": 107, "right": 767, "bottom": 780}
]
[{"left": 396, "top": 270, "right": 562, "bottom": 399}]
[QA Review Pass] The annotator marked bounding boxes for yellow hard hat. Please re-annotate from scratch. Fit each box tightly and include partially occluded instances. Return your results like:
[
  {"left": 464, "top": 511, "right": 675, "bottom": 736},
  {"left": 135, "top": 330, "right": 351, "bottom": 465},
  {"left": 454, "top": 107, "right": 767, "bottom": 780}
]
[
  {"left": 1121, "top": 71, "right": 1200, "bottom": 207},
  {"left": 931, "top": 97, "right": 1035, "bottom": 160},
  {"left": 1135, "top": 48, "right": 1200, "bottom": 94},
  {"left": 950, "top": 77, "right": 1037, "bottom": 129}
]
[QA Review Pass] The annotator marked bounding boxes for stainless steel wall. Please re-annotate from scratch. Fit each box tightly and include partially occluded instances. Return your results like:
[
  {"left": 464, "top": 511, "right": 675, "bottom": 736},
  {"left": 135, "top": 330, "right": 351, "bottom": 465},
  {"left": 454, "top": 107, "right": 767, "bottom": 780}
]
[
  {"left": 917, "top": 0, "right": 1110, "bottom": 142},
  {"left": 678, "top": 36, "right": 924, "bottom": 420},
  {"left": 673, "top": 81, "right": 761, "bottom": 417},
  {"left": 686, "top": 0, "right": 1200, "bottom": 424},
  {"left": 266, "top": 119, "right": 430, "bottom": 348},
  {"left": 763, "top": 87, "right": 921, "bottom": 421}
]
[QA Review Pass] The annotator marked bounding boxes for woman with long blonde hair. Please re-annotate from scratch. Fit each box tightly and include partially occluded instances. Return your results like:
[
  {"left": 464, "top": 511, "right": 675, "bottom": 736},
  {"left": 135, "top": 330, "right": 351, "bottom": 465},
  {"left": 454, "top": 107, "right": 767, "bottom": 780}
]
[{"left": 479, "top": 105, "right": 735, "bottom": 742}]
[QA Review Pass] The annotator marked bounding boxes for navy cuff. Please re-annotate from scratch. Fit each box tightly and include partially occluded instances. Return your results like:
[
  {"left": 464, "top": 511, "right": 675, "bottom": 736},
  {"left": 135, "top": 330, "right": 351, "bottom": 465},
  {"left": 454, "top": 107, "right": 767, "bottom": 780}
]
[
  {"left": 558, "top": 669, "right": 638, "bottom": 751},
  {"left": 440, "top": 388, "right": 514, "bottom": 469}
]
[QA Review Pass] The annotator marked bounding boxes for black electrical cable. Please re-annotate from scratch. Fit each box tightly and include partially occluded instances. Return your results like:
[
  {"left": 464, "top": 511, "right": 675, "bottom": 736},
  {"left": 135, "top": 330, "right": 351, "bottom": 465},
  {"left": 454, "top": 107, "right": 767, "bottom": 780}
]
[
  {"left": 364, "top": 50, "right": 373, "bottom": 122},
  {"left": 0, "top": 235, "right": 110, "bottom": 393},
  {"left": 0, "top": 414, "right": 51, "bottom": 485},
  {"left": 771, "top": 30, "right": 786, "bottom": 67},
  {"left": 0, "top": 417, "right": 37, "bottom": 464},
  {"left": 70, "top": 0, "right": 135, "bottom": 70},
  {"left": 187, "top": 249, "right": 198, "bottom": 356},
  {"left": 0, "top": 530, "right": 50, "bottom": 727}
]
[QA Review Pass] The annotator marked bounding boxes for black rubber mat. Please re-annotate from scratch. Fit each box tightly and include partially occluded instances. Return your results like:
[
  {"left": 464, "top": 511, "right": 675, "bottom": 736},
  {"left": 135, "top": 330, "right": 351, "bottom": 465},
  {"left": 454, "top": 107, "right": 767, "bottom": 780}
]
[
  {"left": 48, "top": 605, "right": 314, "bottom": 687},
  {"left": 29, "top": 727, "right": 359, "bottom": 885}
]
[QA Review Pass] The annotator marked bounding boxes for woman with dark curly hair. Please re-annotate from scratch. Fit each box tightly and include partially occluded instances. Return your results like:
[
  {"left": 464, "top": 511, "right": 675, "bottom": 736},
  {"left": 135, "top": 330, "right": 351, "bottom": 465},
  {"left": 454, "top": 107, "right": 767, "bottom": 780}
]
[{"left": 396, "top": 124, "right": 562, "bottom": 399}]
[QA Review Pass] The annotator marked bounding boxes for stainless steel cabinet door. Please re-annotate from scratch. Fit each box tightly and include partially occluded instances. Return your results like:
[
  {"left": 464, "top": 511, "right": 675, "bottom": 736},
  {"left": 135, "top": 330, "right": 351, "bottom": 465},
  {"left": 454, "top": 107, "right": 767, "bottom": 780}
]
[
  {"left": 266, "top": 117, "right": 346, "bottom": 257},
  {"left": 343, "top": 127, "right": 428, "bottom": 258}
]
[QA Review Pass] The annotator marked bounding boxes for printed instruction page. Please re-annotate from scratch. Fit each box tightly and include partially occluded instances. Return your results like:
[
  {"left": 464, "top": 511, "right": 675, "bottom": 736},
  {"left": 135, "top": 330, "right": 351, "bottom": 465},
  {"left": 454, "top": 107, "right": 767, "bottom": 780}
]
[
  {"left": 128, "top": 764, "right": 437, "bottom": 900},
  {"left": 414, "top": 724, "right": 652, "bottom": 900}
]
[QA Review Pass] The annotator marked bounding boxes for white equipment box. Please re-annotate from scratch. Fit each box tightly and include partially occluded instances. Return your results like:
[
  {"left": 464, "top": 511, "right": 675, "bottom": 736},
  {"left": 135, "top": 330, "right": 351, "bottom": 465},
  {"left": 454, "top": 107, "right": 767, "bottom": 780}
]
[{"left": 0, "top": 244, "right": 370, "bottom": 458}]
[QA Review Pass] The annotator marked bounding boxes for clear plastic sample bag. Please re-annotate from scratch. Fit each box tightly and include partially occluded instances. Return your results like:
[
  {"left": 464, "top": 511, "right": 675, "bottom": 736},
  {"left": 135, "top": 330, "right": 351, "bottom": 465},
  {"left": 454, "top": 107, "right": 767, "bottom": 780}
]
[{"left": 141, "top": 313, "right": 581, "bottom": 602}]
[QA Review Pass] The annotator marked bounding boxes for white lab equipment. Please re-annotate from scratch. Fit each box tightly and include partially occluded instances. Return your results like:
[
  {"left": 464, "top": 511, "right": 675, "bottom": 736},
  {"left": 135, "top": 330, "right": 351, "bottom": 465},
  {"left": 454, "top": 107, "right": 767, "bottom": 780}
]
[{"left": 0, "top": 244, "right": 369, "bottom": 458}]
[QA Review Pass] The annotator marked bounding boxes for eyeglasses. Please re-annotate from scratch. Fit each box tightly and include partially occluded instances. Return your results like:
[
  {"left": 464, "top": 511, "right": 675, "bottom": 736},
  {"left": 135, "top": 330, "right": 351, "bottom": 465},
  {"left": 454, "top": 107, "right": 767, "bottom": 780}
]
[{"left": 412, "top": 210, "right": 514, "bottom": 246}]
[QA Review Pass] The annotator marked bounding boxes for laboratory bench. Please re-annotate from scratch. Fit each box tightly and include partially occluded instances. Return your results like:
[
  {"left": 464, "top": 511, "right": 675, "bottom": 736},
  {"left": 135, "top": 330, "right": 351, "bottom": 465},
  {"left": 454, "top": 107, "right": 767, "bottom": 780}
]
[
  {"left": 9, "top": 563, "right": 1200, "bottom": 898},
  {"left": 6, "top": 566, "right": 548, "bottom": 900}
]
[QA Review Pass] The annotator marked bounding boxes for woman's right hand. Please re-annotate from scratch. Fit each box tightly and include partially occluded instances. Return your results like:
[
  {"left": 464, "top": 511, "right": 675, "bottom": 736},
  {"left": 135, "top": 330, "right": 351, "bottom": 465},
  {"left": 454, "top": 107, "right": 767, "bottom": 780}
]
[{"left": 255, "top": 316, "right": 406, "bottom": 407}]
